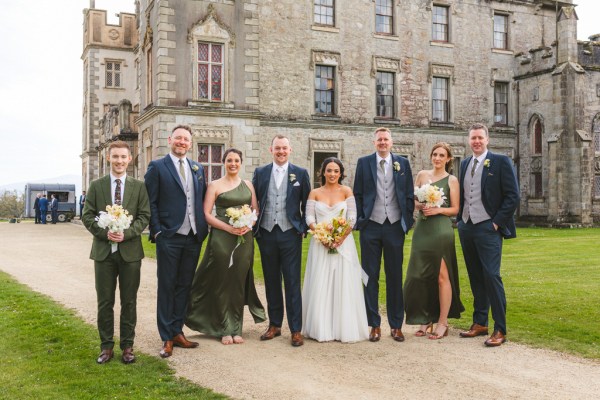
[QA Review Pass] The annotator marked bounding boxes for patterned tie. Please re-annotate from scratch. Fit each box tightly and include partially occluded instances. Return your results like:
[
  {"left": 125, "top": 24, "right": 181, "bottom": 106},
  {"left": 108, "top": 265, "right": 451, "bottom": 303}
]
[
  {"left": 471, "top": 158, "right": 479, "bottom": 178},
  {"left": 379, "top": 159, "right": 386, "bottom": 175},
  {"left": 179, "top": 160, "right": 186, "bottom": 184},
  {"left": 114, "top": 179, "right": 122, "bottom": 205}
]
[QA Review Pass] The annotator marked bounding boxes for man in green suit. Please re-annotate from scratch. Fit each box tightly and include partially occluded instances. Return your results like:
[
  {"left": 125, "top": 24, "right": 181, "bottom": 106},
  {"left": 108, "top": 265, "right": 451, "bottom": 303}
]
[{"left": 83, "top": 141, "right": 150, "bottom": 364}]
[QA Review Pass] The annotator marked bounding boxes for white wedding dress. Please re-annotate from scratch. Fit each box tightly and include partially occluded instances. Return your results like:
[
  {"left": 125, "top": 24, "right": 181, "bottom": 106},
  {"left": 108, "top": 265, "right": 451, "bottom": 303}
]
[{"left": 302, "top": 197, "right": 369, "bottom": 343}]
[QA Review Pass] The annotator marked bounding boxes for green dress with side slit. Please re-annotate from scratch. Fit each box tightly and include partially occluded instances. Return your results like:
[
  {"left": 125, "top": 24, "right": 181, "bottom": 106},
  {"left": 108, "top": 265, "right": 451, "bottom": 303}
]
[{"left": 404, "top": 175, "right": 464, "bottom": 324}]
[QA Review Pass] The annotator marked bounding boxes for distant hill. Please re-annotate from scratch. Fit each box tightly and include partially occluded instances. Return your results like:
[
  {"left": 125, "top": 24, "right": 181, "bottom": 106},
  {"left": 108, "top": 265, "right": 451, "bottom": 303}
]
[{"left": 0, "top": 175, "right": 82, "bottom": 195}]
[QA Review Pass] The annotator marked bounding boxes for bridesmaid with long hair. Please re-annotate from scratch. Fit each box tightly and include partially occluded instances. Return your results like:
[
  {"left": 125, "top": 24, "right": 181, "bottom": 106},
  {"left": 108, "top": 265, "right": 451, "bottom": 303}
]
[{"left": 404, "top": 143, "right": 464, "bottom": 339}]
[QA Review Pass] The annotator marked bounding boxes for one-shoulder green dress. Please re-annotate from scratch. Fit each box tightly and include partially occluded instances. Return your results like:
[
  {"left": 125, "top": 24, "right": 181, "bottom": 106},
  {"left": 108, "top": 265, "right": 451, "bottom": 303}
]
[
  {"left": 404, "top": 176, "right": 464, "bottom": 324},
  {"left": 185, "top": 181, "right": 266, "bottom": 337}
]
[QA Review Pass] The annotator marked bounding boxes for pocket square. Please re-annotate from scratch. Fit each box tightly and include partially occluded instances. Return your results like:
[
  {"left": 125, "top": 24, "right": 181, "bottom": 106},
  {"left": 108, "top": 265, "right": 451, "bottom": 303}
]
[{"left": 293, "top": 182, "right": 300, "bottom": 187}]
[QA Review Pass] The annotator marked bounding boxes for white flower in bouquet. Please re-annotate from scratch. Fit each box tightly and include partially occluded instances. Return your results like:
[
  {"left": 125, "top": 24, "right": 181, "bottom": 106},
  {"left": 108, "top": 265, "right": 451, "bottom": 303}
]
[
  {"left": 225, "top": 204, "right": 257, "bottom": 244},
  {"left": 414, "top": 181, "right": 446, "bottom": 219},
  {"left": 96, "top": 204, "right": 133, "bottom": 237}
]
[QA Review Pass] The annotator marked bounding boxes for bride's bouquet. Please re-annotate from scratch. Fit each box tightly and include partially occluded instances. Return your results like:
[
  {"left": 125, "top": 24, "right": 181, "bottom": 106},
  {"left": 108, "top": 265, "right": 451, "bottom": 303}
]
[
  {"left": 309, "top": 209, "right": 352, "bottom": 254},
  {"left": 414, "top": 181, "right": 446, "bottom": 219},
  {"left": 225, "top": 204, "right": 257, "bottom": 244},
  {"left": 95, "top": 204, "right": 133, "bottom": 239}
]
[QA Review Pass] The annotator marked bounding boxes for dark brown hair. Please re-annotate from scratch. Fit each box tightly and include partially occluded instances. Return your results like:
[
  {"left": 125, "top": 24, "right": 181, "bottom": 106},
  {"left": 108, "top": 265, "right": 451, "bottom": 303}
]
[
  {"left": 430, "top": 142, "right": 454, "bottom": 173},
  {"left": 222, "top": 148, "right": 243, "bottom": 163},
  {"left": 319, "top": 157, "right": 345, "bottom": 185}
]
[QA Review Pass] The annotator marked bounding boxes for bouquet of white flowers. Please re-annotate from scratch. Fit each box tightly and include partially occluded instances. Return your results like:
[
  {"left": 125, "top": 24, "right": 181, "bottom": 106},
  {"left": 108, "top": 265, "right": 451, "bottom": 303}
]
[
  {"left": 225, "top": 204, "right": 257, "bottom": 244},
  {"left": 96, "top": 204, "right": 133, "bottom": 240},
  {"left": 414, "top": 181, "right": 446, "bottom": 219}
]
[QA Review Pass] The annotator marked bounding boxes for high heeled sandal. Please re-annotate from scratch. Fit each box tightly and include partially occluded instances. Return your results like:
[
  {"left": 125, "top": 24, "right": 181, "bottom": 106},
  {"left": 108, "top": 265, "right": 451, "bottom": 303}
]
[
  {"left": 415, "top": 322, "right": 433, "bottom": 337},
  {"left": 428, "top": 323, "right": 449, "bottom": 340}
]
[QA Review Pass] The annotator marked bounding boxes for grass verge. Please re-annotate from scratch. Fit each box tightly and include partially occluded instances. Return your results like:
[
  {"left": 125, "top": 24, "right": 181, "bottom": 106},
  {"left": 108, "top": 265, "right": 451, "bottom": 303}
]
[{"left": 0, "top": 271, "right": 227, "bottom": 400}]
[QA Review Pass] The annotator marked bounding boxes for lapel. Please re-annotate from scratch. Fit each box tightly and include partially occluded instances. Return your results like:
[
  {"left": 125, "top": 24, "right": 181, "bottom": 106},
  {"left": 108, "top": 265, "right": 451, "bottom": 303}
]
[
  {"left": 189, "top": 159, "right": 199, "bottom": 195},
  {"left": 100, "top": 175, "right": 112, "bottom": 207},
  {"left": 263, "top": 163, "right": 274, "bottom": 195},
  {"left": 391, "top": 154, "right": 401, "bottom": 183},
  {"left": 369, "top": 153, "right": 378, "bottom": 185},
  {"left": 286, "top": 164, "right": 295, "bottom": 197},
  {"left": 461, "top": 155, "right": 473, "bottom": 186},
  {"left": 164, "top": 155, "right": 185, "bottom": 193},
  {"left": 480, "top": 152, "right": 493, "bottom": 188},
  {"left": 122, "top": 176, "right": 134, "bottom": 210}
]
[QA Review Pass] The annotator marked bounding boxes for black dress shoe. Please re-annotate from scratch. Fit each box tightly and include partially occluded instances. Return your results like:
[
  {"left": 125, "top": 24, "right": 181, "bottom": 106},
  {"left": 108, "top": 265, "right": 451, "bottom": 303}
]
[
  {"left": 121, "top": 348, "right": 135, "bottom": 364},
  {"left": 97, "top": 349, "right": 114, "bottom": 364}
]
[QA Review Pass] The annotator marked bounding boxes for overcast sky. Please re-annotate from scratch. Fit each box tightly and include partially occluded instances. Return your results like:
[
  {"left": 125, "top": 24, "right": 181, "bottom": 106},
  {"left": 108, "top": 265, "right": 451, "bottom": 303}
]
[{"left": 0, "top": 0, "right": 598, "bottom": 187}]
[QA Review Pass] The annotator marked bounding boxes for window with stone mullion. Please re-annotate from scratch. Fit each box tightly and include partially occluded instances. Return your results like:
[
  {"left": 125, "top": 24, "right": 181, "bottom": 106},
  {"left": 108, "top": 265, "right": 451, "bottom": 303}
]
[
  {"left": 432, "top": 77, "right": 449, "bottom": 122},
  {"left": 314, "top": 65, "right": 335, "bottom": 115},
  {"left": 376, "top": 71, "right": 394, "bottom": 118},
  {"left": 197, "top": 42, "right": 223, "bottom": 101},
  {"left": 493, "top": 14, "right": 508, "bottom": 49},
  {"left": 197, "top": 144, "right": 224, "bottom": 183},
  {"left": 432, "top": 6, "right": 449, "bottom": 42},
  {"left": 375, "top": 0, "right": 393, "bottom": 34},
  {"left": 106, "top": 61, "right": 121, "bottom": 88},
  {"left": 314, "top": 0, "right": 334, "bottom": 26},
  {"left": 494, "top": 82, "right": 508, "bottom": 125}
]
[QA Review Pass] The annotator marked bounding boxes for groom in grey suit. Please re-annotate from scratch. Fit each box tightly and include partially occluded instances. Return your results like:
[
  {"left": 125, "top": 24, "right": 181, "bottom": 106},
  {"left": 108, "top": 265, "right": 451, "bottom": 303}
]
[{"left": 457, "top": 123, "right": 519, "bottom": 347}]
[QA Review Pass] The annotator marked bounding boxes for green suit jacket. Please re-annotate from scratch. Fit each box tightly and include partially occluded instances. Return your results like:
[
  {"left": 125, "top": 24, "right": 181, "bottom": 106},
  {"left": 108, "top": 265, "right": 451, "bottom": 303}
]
[{"left": 82, "top": 175, "right": 150, "bottom": 262}]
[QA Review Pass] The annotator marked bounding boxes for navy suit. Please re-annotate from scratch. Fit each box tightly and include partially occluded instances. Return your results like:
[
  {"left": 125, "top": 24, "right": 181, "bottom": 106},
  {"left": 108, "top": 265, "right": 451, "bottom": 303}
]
[
  {"left": 39, "top": 197, "right": 48, "bottom": 224},
  {"left": 354, "top": 153, "right": 414, "bottom": 329},
  {"left": 79, "top": 194, "right": 86, "bottom": 218},
  {"left": 50, "top": 197, "right": 59, "bottom": 224},
  {"left": 33, "top": 197, "right": 41, "bottom": 223},
  {"left": 252, "top": 163, "right": 310, "bottom": 333},
  {"left": 457, "top": 151, "right": 519, "bottom": 335},
  {"left": 145, "top": 155, "right": 208, "bottom": 341}
]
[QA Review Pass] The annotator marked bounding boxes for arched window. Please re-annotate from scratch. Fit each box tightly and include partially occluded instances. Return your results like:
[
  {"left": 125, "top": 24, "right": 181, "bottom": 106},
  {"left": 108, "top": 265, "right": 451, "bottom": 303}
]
[
  {"left": 530, "top": 116, "right": 543, "bottom": 198},
  {"left": 593, "top": 114, "right": 600, "bottom": 198},
  {"left": 533, "top": 119, "right": 542, "bottom": 154}
]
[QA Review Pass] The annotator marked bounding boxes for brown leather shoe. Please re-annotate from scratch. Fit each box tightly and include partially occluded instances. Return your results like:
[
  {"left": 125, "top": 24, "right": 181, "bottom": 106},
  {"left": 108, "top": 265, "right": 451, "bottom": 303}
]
[
  {"left": 160, "top": 340, "right": 173, "bottom": 358},
  {"left": 96, "top": 349, "right": 114, "bottom": 364},
  {"left": 484, "top": 331, "right": 507, "bottom": 347},
  {"left": 121, "top": 348, "right": 135, "bottom": 364},
  {"left": 369, "top": 327, "right": 382, "bottom": 342},
  {"left": 459, "top": 323, "right": 489, "bottom": 338},
  {"left": 172, "top": 333, "right": 199, "bottom": 348},
  {"left": 260, "top": 325, "right": 282, "bottom": 341},
  {"left": 291, "top": 332, "right": 304, "bottom": 347},
  {"left": 391, "top": 328, "right": 405, "bottom": 342}
]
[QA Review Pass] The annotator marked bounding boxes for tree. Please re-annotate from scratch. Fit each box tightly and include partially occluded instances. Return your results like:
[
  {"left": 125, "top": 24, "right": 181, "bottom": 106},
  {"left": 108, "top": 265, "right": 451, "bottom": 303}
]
[{"left": 0, "top": 190, "right": 25, "bottom": 219}]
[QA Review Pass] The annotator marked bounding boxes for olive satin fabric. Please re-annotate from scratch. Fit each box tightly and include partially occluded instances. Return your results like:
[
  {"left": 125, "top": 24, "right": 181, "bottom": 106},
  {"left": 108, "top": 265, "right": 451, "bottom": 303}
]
[
  {"left": 186, "top": 181, "right": 266, "bottom": 337},
  {"left": 404, "top": 175, "right": 464, "bottom": 324}
]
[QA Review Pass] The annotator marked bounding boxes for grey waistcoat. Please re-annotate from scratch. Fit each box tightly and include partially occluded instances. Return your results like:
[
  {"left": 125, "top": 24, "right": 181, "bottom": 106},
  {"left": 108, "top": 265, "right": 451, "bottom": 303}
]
[
  {"left": 260, "top": 171, "right": 292, "bottom": 232},
  {"left": 370, "top": 163, "right": 401, "bottom": 224},
  {"left": 176, "top": 162, "right": 197, "bottom": 235},
  {"left": 462, "top": 159, "right": 491, "bottom": 224}
]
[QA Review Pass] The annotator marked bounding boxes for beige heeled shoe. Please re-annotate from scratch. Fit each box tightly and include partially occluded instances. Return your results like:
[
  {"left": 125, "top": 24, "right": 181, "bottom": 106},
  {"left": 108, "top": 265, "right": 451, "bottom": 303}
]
[
  {"left": 415, "top": 322, "right": 433, "bottom": 337},
  {"left": 428, "top": 323, "right": 449, "bottom": 340}
]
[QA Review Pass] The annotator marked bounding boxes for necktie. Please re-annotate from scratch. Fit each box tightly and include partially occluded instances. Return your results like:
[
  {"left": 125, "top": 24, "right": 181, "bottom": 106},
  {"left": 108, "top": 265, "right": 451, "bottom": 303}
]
[
  {"left": 179, "top": 160, "right": 186, "bottom": 184},
  {"left": 379, "top": 159, "right": 386, "bottom": 175},
  {"left": 471, "top": 159, "right": 479, "bottom": 178},
  {"left": 114, "top": 179, "right": 122, "bottom": 205}
]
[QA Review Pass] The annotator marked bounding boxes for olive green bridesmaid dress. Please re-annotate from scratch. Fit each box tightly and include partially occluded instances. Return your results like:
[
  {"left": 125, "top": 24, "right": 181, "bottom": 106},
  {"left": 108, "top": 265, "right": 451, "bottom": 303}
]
[
  {"left": 404, "top": 175, "right": 464, "bottom": 325},
  {"left": 186, "top": 181, "right": 266, "bottom": 337}
]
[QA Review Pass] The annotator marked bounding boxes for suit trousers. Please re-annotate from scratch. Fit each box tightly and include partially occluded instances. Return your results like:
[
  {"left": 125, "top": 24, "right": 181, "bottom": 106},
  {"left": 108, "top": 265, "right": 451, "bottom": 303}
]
[
  {"left": 40, "top": 211, "right": 47, "bottom": 224},
  {"left": 457, "top": 219, "right": 507, "bottom": 334},
  {"left": 360, "top": 219, "right": 405, "bottom": 329},
  {"left": 94, "top": 250, "right": 141, "bottom": 350},
  {"left": 256, "top": 226, "right": 303, "bottom": 333},
  {"left": 156, "top": 232, "right": 201, "bottom": 341}
]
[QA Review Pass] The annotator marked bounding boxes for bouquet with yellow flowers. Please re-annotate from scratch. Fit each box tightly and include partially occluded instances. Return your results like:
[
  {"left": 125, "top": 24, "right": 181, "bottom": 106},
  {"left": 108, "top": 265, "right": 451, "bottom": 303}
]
[
  {"left": 309, "top": 209, "right": 352, "bottom": 254},
  {"left": 225, "top": 204, "right": 257, "bottom": 244},
  {"left": 414, "top": 181, "right": 447, "bottom": 219},
  {"left": 95, "top": 204, "right": 133, "bottom": 242}
]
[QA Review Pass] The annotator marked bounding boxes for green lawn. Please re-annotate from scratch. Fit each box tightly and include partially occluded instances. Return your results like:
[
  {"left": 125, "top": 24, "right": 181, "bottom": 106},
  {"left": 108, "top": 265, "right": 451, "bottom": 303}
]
[
  {"left": 143, "top": 227, "right": 600, "bottom": 359},
  {"left": 0, "top": 272, "right": 227, "bottom": 400}
]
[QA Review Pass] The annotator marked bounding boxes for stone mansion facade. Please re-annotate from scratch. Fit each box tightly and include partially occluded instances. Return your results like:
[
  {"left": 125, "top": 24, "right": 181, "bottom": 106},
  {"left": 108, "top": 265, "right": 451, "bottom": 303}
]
[{"left": 81, "top": 0, "right": 600, "bottom": 225}]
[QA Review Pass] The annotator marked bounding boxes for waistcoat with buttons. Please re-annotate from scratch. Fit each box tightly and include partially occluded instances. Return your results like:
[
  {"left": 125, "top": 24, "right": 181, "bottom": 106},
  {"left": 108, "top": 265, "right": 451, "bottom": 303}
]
[
  {"left": 462, "top": 159, "right": 491, "bottom": 224},
  {"left": 176, "top": 161, "right": 197, "bottom": 235},
  {"left": 370, "top": 162, "right": 401, "bottom": 224},
  {"left": 260, "top": 171, "right": 292, "bottom": 232}
]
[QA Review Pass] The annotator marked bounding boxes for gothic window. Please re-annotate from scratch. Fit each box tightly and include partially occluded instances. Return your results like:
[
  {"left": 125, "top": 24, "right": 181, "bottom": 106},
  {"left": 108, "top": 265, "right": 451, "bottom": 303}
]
[
  {"left": 197, "top": 42, "right": 223, "bottom": 101},
  {"left": 533, "top": 119, "right": 542, "bottom": 154},
  {"left": 494, "top": 82, "right": 508, "bottom": 125},
  {"left": 376, "top": 71, "right": 395, "bottom": 118},
  {"left": 594, "top": 117, "right": 600, "bottom": 153},
  {"left": 198, "top": 144, "right": 224, "bottom": 182},
  {"left": 315, "top": 65, "right": 335, "bottom": 115},
  {"left": 375, "top": 0, "right": 393, "bottom": 35},
  {"left": 432, "top": 77, "right": 449, "bottom": 122},
  {"left": 432, "top": 5, "right": 449, "bottom": 42},
  {"left": 314, "top": 0, "right": 334, "bottom": 26},
  {"left": 533, "top": 173, "right": 542, "bottom": 198},
  {"left": 594, "top": 117, "right": 600, "bottom": 197},
  {"left": 493, "top": 14, "right": 509, "bottom": 50},
  {"left": 106, "top": 61, "right": 122, "bottom": 88}
]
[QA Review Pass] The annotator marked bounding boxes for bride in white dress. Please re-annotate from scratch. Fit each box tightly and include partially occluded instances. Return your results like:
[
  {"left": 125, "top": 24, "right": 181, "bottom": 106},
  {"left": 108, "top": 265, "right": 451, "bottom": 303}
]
[{"left": 302, "top": 158, "right": 369, "bottom": 343}]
